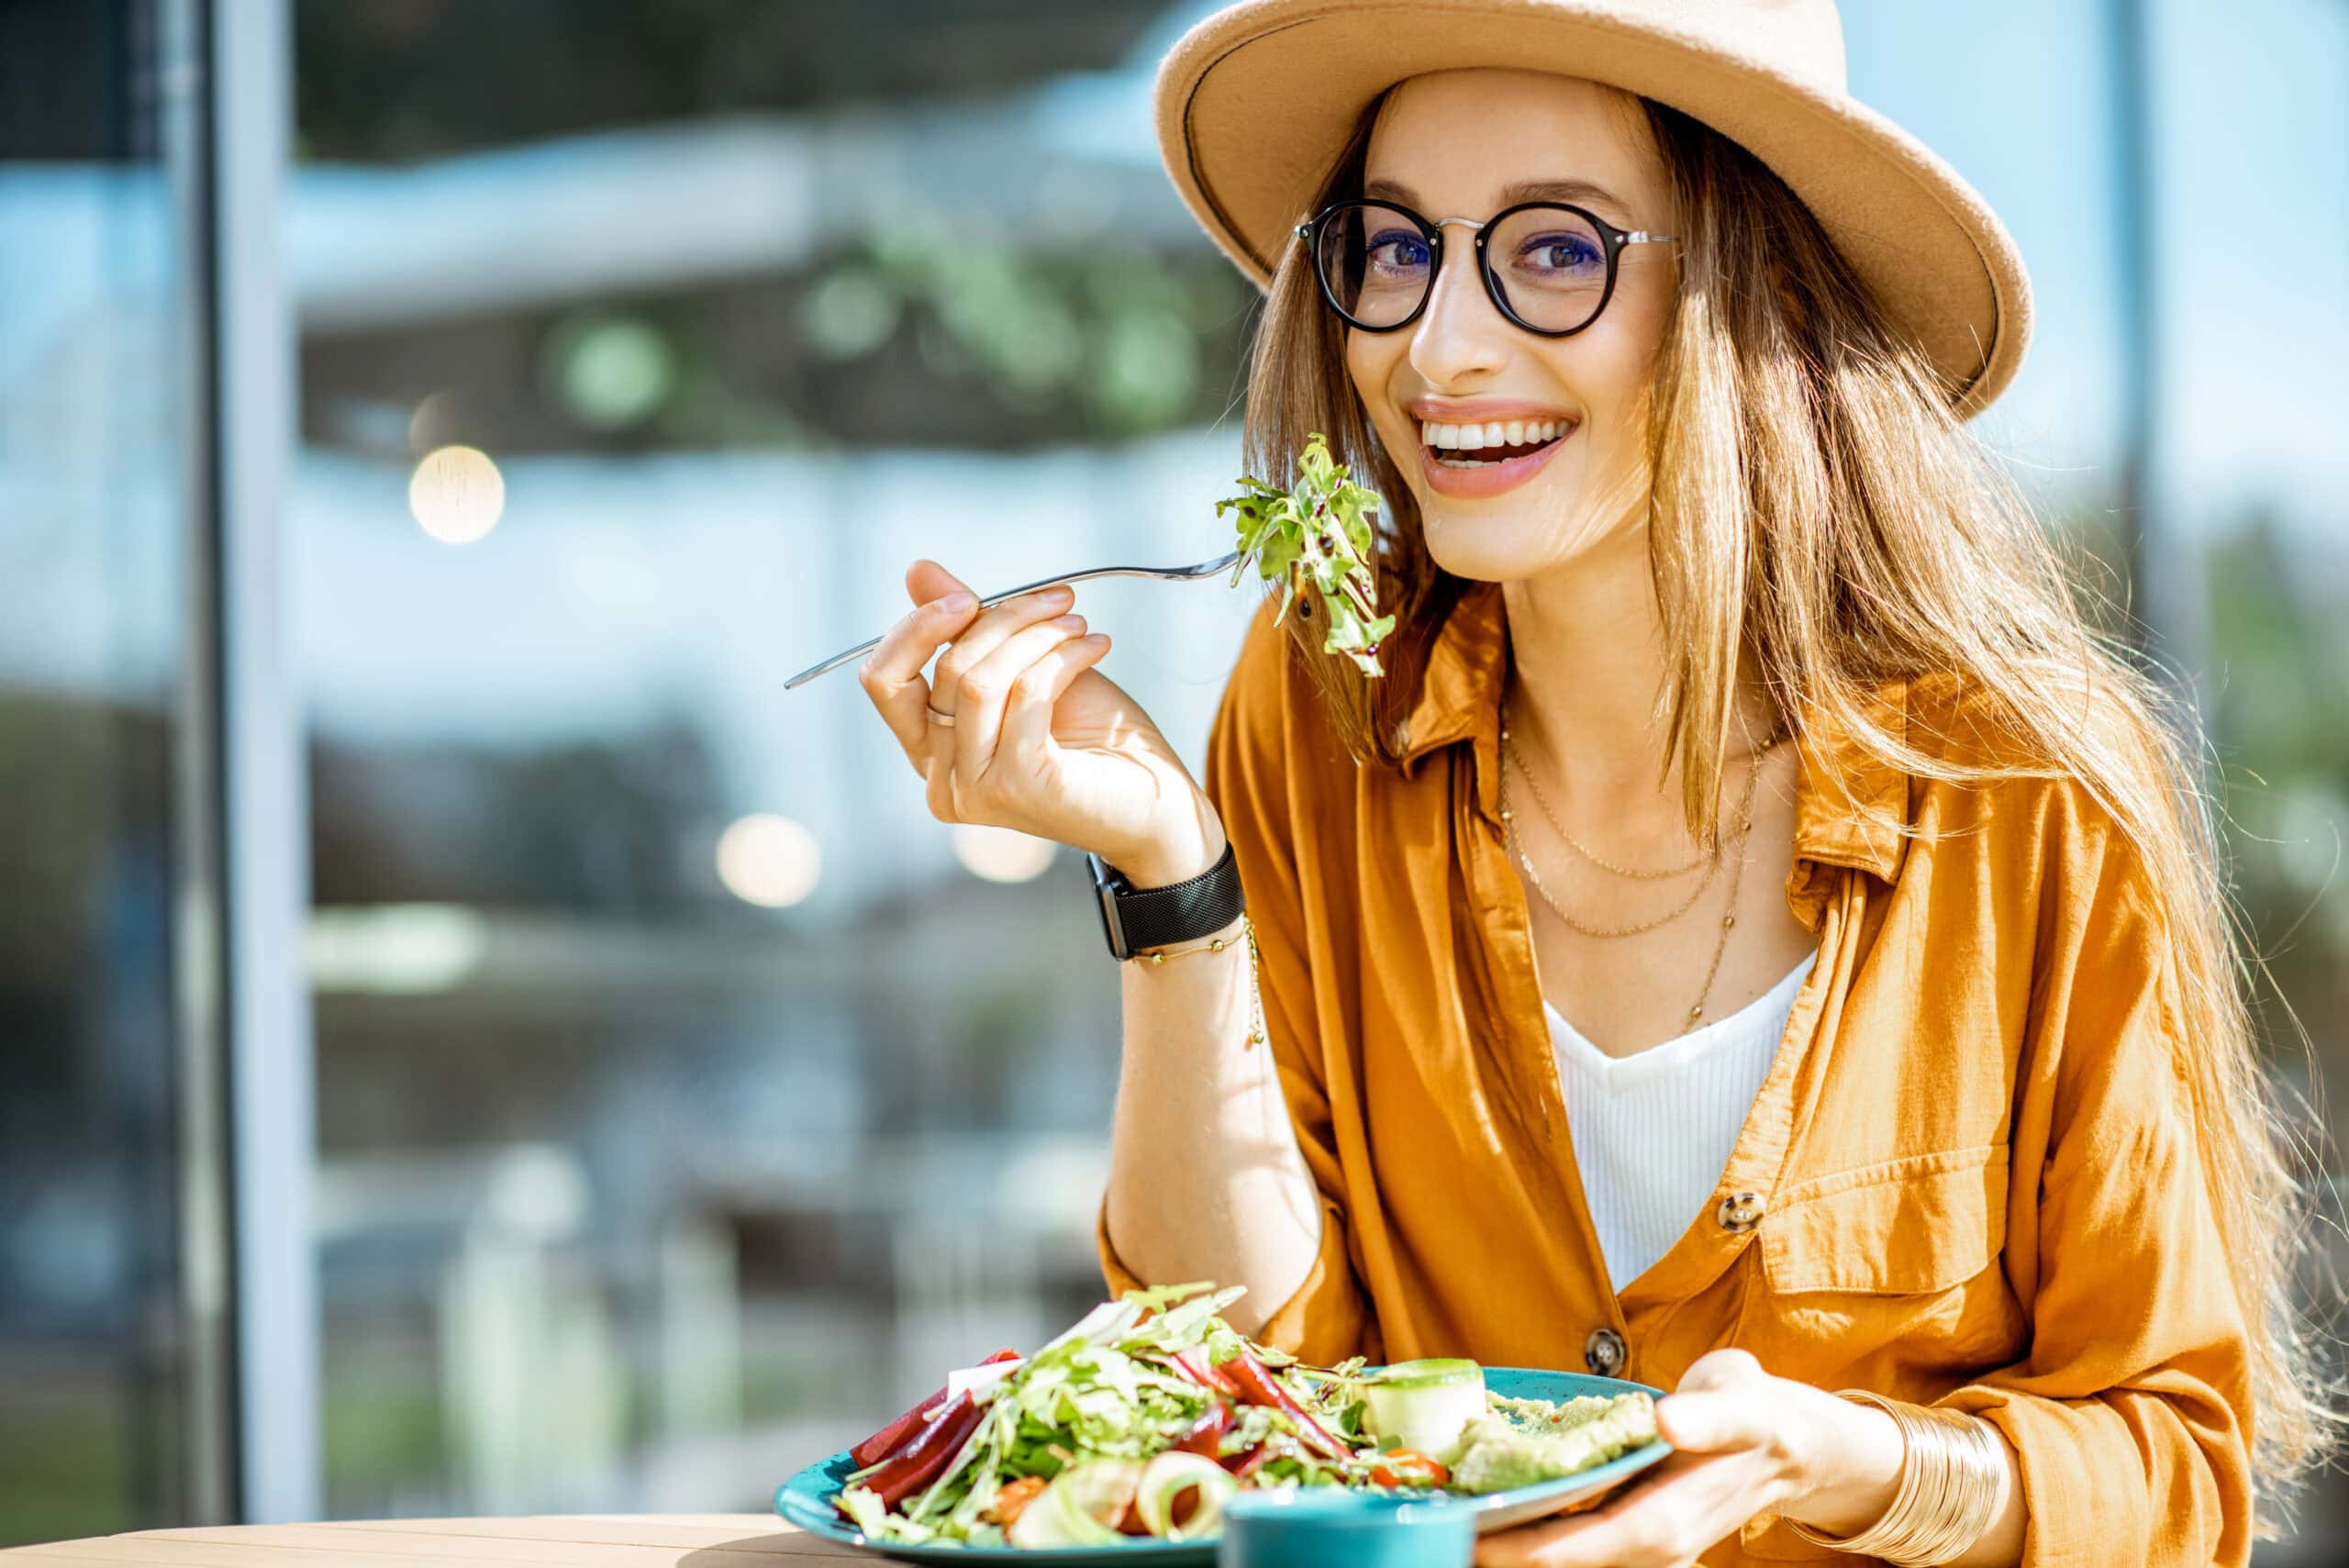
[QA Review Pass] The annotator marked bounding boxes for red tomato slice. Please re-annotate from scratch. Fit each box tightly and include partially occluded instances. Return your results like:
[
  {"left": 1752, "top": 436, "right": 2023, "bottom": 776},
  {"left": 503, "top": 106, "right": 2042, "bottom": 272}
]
[{"left": 1368, "top": 1450, "right": 1451, "bottom": 1488}]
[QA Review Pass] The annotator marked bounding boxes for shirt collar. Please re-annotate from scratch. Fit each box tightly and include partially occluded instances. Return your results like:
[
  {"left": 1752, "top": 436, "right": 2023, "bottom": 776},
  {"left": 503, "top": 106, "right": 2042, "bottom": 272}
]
[{"left": 1393, "top": 579, "right": 1909, "bottom": 887}]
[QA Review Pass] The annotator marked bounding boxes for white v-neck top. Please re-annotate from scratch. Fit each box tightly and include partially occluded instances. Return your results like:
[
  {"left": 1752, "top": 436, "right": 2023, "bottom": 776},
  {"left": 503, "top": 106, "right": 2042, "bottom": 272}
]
[{"left": 1542, "top": 953, "right": 1817, "bottom": 1295}]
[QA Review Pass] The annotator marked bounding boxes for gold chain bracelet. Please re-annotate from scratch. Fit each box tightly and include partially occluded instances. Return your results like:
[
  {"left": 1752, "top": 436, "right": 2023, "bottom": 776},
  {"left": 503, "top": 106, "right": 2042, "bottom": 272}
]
[
  {"left": 1131, "top": 916, "right": 1267, "bottom": 1051},
  {"left": 1784, "top": 1391, "right": 2004, "bottom": 1565}
]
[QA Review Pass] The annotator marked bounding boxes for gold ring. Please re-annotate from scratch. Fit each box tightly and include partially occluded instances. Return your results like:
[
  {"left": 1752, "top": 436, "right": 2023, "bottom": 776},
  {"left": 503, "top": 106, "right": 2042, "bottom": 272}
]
[{"left": 926, "top": 706, "right": 957, "bottom": 728}]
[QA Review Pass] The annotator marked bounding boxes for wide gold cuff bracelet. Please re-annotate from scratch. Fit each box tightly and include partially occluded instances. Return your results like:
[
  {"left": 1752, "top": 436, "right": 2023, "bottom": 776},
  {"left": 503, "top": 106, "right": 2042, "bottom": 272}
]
[{"left": 1784, "top": 1390, "right": 2004, "bottom": 1566}]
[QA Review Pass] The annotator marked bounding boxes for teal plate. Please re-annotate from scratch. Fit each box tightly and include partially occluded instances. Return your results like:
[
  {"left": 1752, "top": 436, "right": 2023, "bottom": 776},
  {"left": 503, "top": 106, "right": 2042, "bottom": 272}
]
[{"left": 774, "top": 1366, "right": 1673, "bottom": 1563}]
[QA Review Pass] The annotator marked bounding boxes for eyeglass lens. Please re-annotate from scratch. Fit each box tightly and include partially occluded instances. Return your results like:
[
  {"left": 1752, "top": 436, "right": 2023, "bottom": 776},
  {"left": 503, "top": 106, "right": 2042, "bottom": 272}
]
[{"left": 1316, "top": 203, "right": 1613, "bottom": 334}]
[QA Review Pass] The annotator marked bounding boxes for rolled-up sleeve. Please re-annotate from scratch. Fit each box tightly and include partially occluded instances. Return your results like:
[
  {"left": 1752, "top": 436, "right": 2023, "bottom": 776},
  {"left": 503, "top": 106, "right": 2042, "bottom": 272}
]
[
  {"left": 1932, "top": 791, "right": 2253, "bottom": 1566},
  {"left": 1096, "top": 606, "right": 1371, "bottom": 1365}
]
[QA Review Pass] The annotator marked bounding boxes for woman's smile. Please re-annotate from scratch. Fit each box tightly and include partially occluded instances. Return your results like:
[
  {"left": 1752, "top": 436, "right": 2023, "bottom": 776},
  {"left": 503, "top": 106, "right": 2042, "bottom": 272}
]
[{"left": 1408, "top": 395, "right": 1581, "bottom": 498}]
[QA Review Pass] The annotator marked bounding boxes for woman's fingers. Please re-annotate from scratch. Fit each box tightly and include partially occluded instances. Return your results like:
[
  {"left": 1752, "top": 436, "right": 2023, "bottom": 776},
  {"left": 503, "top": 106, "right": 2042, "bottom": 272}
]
[
  {"left": 929, "top": 584, "right": 1075, "bottom": 719},
  {"left": 1653, "top": 1350, "right": 1772, "bottom": 1452},
  {"left": 858, "top": 590, "right": 979, "bottom": 761},
  {"left": 950, "top": 612, "right": 1090, "bottom": 781},
  {"left": 1653, "top": 1389, "right": 1772, "bottom": 1455},
  {"left": 1472, "top": 1443, "right": 1789, "bottom": 1567},
  {"left": 998, "top": 632, "right": 1110, "bottom": 771},
  {"left": 905, "top": 557, "right": 972, "bottom": 608}
]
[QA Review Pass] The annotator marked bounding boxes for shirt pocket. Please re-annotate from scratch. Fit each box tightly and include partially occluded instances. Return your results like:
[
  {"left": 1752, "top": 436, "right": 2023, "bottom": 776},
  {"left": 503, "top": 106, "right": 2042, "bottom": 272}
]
[{"left": 1762, "top": 1143, "right": 2009, "bottom": 1295}]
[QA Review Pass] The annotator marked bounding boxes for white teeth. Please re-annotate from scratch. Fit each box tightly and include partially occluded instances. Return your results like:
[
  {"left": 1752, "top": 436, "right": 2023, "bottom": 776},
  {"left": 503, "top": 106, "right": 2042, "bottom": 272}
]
[{"left": 1419, "top": 416, "right": 1575, "bottom": 451}]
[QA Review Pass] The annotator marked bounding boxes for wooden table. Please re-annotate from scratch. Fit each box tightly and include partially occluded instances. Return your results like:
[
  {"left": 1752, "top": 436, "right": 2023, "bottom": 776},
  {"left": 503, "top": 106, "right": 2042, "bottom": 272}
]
[{"left": 0, "top": 1516, "right": 861, "bottom": 1567}]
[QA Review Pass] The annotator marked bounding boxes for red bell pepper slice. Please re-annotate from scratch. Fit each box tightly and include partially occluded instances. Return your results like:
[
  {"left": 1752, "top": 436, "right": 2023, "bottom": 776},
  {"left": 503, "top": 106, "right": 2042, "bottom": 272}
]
[
  {"left": 1166, "top": 1348, "right": 1241, "bottom": 1397},
  {"left": 849, "top": 1348, "right": 1019, "bottom": 1468},
  {"left": 1220, "top": 1351, "right": 1350, "bottom": 1461},
  {"left": 1172, "top": 1402, "right": 1235, "bottom": 1459},
  {"left": 1228, "top": 1440, "right": 1282, "bottom": 1481},
  {"left": 849, "top": 1393, "right": 989, "bottom": 1514}
]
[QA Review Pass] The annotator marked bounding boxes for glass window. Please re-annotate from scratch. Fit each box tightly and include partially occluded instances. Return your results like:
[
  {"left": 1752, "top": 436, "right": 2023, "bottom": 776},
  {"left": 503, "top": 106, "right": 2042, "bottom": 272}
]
[
  {"left": 0, "top": 0, "right": 215, "bottom": 1545},
  {"left": 290, "top": 0, "right": 1258, "bottom": 1516}
]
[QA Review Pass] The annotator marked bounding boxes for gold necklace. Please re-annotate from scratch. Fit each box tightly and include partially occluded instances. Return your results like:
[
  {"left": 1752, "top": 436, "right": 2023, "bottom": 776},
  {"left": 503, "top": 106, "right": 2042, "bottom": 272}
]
[
  {"left": 1499, "top": 729, "right": 1764, "bottom": 940},
  {"left": 1503, "top": 730, "right": 1780, "bottom": 1024},
  {"left": 1686, "top": 798, "right": 1756, "bottom": 1026},
  {"left": 1502, "top": 715, "right": 1710, "bottom": 882}
]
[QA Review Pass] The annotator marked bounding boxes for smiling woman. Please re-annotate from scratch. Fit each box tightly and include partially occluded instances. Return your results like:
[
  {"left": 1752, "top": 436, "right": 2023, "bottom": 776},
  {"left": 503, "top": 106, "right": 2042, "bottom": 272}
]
[{"left": 850, "top": 3, "right": 2333, "bottom": 1566}]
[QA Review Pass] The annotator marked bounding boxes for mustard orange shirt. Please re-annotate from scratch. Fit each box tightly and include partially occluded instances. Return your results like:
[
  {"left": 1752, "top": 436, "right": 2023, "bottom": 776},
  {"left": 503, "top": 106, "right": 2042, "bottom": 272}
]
[{"left": 1100, "top": 584, "right": 2253, "bottom": 1567}]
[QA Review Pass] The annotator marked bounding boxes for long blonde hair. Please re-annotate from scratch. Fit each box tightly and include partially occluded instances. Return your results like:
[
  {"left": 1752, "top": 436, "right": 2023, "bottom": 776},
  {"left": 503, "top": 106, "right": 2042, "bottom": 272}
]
[{"left": 1243, "top": 90, "right": 2333, "bottom": 1520}]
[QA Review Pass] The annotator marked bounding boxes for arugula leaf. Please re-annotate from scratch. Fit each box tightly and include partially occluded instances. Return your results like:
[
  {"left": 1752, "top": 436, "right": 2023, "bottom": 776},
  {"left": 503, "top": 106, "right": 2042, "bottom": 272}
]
[{"left": 1217, "top": 433, "right": 1390, "bottom": 677}]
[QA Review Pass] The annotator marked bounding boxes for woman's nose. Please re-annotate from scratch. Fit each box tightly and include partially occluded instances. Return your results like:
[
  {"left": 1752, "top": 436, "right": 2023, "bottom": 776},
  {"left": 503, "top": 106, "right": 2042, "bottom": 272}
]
[{"left": 1408, "top": 235, "right": 1511, "bottom": 386}]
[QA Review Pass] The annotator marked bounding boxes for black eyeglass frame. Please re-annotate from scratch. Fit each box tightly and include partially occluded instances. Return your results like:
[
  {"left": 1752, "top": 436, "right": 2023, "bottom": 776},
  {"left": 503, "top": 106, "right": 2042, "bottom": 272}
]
[{"left": 1294, "top": 198, "right": 1679, "bottom": 339}]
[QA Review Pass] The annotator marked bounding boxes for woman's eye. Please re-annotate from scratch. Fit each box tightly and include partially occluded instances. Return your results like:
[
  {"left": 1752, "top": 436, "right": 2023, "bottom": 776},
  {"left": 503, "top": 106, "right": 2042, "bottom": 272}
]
[
  {"left": 1518, "top": 234, "right": 1602, "bottom": 272},
  {"left": 1365, "top": 230, "right": 1431, "bottom": 272}
]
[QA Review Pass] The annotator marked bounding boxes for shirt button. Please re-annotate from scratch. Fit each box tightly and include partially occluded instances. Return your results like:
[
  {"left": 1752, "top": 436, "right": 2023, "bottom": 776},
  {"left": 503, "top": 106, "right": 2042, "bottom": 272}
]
[
  {"left": 1584, "top": 1326, "right": 1626, "bottom": 1378},
  {"left": 1718, "top": 1191, "right": 1767, "bottom": 1232}
]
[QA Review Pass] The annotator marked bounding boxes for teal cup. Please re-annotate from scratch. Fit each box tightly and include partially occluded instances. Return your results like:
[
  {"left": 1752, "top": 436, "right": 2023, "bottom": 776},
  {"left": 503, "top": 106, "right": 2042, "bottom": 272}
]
[{"left": 1216, "top": 1487, "right": 1475, "bottom": 1568}]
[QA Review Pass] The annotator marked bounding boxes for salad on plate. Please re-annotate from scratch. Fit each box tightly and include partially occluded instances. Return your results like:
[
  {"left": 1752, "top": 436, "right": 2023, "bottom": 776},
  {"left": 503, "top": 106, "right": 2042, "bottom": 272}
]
[{"left": 820, "top": 1283, "right": 1660, "bottom": 1551}]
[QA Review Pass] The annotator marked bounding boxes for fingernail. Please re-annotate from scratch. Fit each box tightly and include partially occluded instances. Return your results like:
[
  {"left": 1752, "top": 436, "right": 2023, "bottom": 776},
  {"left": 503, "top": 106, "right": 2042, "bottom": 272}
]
[
  {"left": 939, "top": 590, "right": 974, "bottom": 611},
  {"left": 1053, "top": 614, "right": 1085, "bottom": 630}
]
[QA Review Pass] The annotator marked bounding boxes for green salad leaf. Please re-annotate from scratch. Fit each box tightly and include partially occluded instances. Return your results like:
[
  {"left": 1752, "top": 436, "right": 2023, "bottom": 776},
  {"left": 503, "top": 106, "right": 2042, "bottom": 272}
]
[{"left": 1218, "top": 433, "right": 1396, "bottom": 677}]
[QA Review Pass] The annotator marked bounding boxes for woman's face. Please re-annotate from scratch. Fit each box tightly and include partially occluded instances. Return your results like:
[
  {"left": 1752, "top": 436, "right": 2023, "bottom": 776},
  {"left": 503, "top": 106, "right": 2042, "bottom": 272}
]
[{"left": 1344, "top": 70, "right": 1681, "bottom": 584}]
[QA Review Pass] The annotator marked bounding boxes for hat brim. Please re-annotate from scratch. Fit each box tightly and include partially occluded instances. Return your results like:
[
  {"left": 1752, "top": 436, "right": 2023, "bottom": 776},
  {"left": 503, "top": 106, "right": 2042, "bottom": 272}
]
[{"left": 1155, "top": 0, "right": 2032, "bottom": 417}]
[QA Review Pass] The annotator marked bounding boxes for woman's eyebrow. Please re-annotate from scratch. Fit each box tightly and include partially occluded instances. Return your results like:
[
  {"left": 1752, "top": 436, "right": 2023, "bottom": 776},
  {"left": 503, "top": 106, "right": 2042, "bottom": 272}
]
[
  {"left": 1361, "top": 175, "right": 1634, "bottom": 220},
  {"left": 1497, "top": 177, "right": 1632, "bottom": 217}
]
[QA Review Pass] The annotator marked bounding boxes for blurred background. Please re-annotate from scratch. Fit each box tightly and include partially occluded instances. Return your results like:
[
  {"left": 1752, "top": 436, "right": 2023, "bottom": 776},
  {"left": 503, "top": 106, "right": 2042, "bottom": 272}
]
[{"left": 0, "top": 0, "right": 2342, "bottom": 1557}]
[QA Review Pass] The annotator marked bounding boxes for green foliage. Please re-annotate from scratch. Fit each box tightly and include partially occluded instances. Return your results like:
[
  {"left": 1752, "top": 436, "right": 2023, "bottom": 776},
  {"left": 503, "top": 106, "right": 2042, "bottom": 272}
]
[{"left": 1215, "top": 433, "right": 1396, "bottom": 677}]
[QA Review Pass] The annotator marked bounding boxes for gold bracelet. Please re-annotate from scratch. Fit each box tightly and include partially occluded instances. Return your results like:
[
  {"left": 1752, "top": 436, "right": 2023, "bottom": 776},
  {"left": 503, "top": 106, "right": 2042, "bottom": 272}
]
[
  {"left": 1132, "top": 915, "right": 1252, "bottom": 964},
  {"left": 1784, "top": 1391, "right": 2003, "bottom": 1566},
  {"left": 1132, "top": 917, "right": 1266, "bottom": 1051}
]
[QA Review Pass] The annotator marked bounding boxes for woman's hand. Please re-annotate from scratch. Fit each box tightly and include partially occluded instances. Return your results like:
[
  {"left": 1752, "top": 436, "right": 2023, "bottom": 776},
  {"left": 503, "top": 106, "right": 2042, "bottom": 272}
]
[
  {"left": 1474, "top": 1350, "right": 1905, "bottom": 1568},
  {"left": 857, "top": 558, "right": 1225, "bottom": 886}
]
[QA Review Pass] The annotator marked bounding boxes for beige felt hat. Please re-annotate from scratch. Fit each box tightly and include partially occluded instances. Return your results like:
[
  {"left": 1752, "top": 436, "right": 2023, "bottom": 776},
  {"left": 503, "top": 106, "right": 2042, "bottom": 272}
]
[{"left": 1156, "top": 0, "right": 2032, "bottom": 417}]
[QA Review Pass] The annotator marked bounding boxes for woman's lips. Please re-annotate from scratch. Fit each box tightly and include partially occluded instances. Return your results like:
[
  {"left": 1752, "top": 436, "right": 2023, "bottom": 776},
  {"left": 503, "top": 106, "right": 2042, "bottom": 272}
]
[{"left": 1418, "top": 425, "right": 1575, "bottom": 499}]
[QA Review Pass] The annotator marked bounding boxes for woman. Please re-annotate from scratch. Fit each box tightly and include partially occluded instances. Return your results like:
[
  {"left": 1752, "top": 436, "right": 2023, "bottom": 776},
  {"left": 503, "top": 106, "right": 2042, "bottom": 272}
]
[{"left": 853, "top": 2, "right": 2326, "bottom": 1563}]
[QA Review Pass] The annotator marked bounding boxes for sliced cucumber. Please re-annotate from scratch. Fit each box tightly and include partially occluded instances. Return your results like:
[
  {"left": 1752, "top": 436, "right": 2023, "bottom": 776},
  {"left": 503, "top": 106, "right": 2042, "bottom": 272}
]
[
  {"left": 1363, "top": 1359, "right": 1486, "bottom": 1464},
  {"left": 1134, "top": 1451, "right": 1238, "bottom": 1540},
  {"left": 1005, "top": 1460, "right": 1140, "bottom": 1548}
]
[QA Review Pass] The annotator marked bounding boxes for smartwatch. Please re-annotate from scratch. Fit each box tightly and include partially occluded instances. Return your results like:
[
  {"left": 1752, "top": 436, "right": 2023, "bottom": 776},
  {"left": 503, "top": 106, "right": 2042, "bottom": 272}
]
[{"left": 1087, "top": 841, "right": 1245, "bottom": 961}]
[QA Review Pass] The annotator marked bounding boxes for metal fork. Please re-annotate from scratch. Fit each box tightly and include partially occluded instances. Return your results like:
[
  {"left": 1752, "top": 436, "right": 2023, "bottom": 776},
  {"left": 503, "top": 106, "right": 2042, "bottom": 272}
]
[{"left": 783, "top": 550, "right": 1246, "bottom": 690}]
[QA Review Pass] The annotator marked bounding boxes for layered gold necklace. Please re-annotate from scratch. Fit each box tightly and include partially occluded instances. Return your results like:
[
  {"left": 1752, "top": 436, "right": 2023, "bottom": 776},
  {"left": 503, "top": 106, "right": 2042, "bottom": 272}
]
[{"left": 1499, "top": 705, "right": 1781, "bottom": 1027}]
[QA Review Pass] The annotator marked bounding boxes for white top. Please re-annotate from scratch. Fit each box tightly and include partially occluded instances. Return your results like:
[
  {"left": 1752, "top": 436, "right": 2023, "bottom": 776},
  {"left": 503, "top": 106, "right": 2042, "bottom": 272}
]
[{"left": 1542, "top": 953, "right": 1817, "bottom": 1295}]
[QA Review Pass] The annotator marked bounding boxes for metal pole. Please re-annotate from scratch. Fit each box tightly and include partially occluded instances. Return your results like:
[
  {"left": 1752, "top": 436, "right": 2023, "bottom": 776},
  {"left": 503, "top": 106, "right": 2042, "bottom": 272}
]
[
  {"left": 2106, "top": 0, "right": 2206, "bottom": 694},
  {"left": 161, "top": 0, "right": 238, "bottom": 1527},
  {"left": 2106, "top": 0, "right": 2155, "bottom": 645},
  {"left": 207, "top": 0, "right": 321, "bottom": 1523}
]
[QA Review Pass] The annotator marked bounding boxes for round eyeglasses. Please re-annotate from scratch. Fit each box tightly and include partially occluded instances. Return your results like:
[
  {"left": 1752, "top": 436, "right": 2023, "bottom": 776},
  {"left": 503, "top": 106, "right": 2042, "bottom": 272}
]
[{"left": 1295, "top": 199, "right": 1678, "bottom": 338}]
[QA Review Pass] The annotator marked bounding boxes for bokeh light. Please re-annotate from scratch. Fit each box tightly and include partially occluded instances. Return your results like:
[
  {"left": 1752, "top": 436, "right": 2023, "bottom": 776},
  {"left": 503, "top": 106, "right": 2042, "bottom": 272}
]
[
  {"left": 407, "top": 444, "right": 505, "bottom": 544},
  {"left": 800, "top": 270, "right": 900, "bottom": 360},
  {"left": 306, "top": 903, "right": 488, "bottom": 995},
  {"left": 715, "top": 814, "right": 821, "bottom": 908},
  {"left": 546, "top": 313, "right": 677, "bottom": 430},
  {"left": 951, "top": 823, "right": 1057, "bottom": 884}
]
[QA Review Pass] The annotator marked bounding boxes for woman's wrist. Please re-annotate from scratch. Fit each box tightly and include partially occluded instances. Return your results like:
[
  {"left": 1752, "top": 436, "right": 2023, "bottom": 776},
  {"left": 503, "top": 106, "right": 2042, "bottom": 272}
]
[
  {"left": 1779, "top": 1384, "right": 1906, "bottom": 1536},
  {"left": 1104, "top": 798, "right": 1227, "bottom": 890}
]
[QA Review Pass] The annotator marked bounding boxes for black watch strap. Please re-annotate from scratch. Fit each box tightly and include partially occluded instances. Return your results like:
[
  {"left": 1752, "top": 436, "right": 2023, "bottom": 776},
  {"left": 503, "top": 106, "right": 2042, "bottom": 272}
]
[{"left": 1088, "top": 841, "right": 1245, "bottom": 961}]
